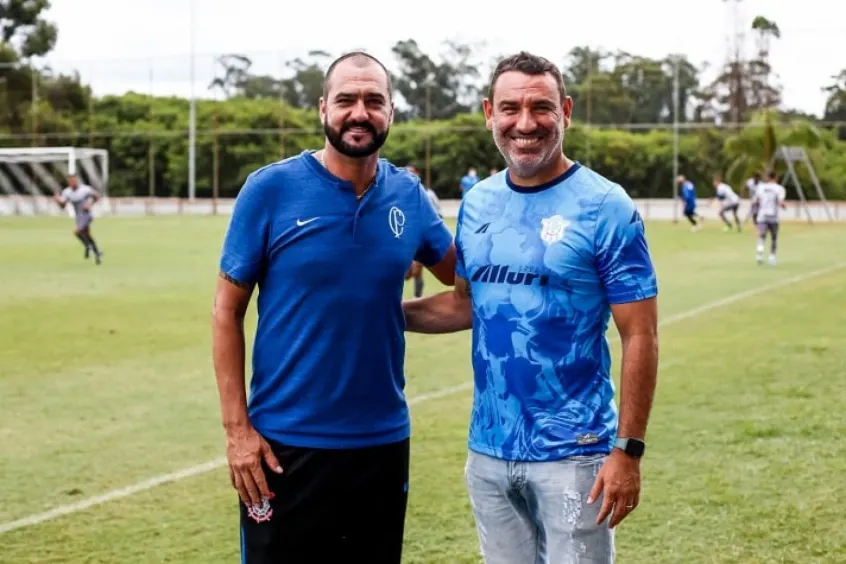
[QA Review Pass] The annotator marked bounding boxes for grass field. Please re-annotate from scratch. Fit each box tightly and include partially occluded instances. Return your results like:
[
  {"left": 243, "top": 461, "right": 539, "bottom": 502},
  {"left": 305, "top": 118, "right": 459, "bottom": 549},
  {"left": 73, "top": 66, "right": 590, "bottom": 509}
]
[{"left": 2, "top": 214, "right": 846, "bottom": 563}]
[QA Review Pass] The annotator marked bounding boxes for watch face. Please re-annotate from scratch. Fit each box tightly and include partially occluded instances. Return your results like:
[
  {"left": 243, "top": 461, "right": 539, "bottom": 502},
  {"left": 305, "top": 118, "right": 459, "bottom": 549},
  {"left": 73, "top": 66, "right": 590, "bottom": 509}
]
[{"left": 627, "top": 439, "right": 645, "bottom": 456}]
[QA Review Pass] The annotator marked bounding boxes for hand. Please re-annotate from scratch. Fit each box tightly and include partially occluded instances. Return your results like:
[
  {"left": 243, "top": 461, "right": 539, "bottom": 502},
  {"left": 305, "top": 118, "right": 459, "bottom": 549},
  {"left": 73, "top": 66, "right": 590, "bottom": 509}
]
[
  {"left": 407, "top": 262, "right": 422, "bottom": 279},
  {"left": 587, "top": 449, "right": 641, "bottom": 528},
  {"left": 225, "top": 424, "right": 283, "bottom": 506}
]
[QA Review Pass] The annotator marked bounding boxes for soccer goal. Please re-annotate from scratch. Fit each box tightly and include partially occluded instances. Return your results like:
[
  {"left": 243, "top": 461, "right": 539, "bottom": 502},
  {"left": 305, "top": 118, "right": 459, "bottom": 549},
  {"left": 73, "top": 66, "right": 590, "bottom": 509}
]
[
  {"left": 768, "top": 145, "right": 833, "bottom": 223},
  {"left": 0, "top": 147, "right": 109, "bottom": 216}
]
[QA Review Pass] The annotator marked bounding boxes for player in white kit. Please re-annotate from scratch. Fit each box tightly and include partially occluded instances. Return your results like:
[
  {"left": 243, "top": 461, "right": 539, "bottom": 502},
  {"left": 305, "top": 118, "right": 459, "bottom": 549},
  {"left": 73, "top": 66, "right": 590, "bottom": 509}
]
[
  {"left": 712, "top": 175, "right": 742, "bottom": 232},
  {"left": 752, "top": 171, "right": 787, "bottom": 265},
  {"left": 53, "top": 174, "right": 103, "bottom": 265},
  {"left": 744, "top": 172, "right": 762, "bottom": 225}
]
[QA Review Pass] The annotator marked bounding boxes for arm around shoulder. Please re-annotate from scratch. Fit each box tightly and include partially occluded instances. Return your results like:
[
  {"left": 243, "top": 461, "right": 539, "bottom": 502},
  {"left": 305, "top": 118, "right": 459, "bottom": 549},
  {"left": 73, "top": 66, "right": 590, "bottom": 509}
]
[{"left": 403, "top": 275, "right": 472, "bottom": 334}]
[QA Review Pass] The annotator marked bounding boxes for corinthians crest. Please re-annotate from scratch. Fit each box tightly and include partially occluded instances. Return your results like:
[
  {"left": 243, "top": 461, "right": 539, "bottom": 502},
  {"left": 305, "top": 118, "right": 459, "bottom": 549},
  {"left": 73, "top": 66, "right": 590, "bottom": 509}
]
[
  {"left": 540, "top": 215, "right": 569, "bottom": 246},
  {"left": 247, "top": 493, "right": 275, "bottom": 523}
]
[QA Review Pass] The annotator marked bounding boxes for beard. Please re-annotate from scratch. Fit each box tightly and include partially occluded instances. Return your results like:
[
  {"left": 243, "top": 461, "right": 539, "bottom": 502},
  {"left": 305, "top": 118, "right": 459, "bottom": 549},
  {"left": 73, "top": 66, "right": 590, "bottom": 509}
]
[
  {"left": 323, "top": 118, "right": 389, "bottom": 158},
  {"left": 493, "top": 121, "right": 564, "bottom": 179}
]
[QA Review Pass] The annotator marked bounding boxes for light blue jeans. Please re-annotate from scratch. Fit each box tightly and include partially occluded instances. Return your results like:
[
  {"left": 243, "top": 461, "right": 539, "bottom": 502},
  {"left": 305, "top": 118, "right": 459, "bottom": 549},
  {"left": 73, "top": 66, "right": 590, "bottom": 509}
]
[{"left": 465, "top": 450, "right": 615, "bottom": 563}]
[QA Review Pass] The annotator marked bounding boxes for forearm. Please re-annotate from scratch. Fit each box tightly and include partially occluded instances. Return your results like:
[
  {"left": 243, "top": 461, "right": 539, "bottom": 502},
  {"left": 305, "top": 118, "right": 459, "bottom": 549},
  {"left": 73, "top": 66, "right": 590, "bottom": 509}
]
[
  {"left": 616, "top": 333, "right": 659, "bottom": 439},
  {"left": 212, "top": 310, "right": 251, "bottom": 429},
  {"left": 403, "top": 291, "right": 472, "bottom": 334}
]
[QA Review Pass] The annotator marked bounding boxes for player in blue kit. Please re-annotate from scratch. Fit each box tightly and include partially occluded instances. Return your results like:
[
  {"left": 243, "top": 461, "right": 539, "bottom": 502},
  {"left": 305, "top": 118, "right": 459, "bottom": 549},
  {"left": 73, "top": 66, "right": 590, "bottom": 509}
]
[
  {"left": 212, "top": 51, "right": 456, "bottom": 564},
  {"left": 677, "top": 174, "right": 702, "bottom": 231},
  {"left": 402, "top": 52, "right": 660, "bottom": 563}
]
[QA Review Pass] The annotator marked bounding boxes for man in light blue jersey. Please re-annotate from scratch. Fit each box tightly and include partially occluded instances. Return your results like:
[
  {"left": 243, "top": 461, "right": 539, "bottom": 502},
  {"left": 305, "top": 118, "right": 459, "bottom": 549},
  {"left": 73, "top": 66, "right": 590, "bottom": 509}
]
[
  {"left": 402, "top": 51, "right": 659, "bottom": 563},
  {"left": 212, "top": 51, "right": 456, "bottom": 564}
]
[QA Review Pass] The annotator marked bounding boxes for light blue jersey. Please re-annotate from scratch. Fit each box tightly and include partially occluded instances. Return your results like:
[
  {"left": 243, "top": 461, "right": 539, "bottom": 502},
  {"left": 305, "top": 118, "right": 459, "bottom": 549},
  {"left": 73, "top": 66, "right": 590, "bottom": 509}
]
[{"left": 455, "top": 164, "right": 658, "bottom": 462}]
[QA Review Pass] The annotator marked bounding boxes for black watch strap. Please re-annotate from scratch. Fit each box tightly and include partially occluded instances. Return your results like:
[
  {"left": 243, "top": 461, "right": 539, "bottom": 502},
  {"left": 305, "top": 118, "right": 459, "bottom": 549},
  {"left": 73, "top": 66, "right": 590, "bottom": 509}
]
[{"left": 614, "top": 437, "right": 645, "bottom": 457}]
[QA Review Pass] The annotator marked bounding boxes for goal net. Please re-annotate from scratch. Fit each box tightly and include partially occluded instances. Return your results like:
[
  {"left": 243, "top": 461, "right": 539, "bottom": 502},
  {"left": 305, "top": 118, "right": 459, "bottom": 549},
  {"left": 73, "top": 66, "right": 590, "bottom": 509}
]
[{"left": 0, "top": 147, "right": 110, "bottom": 217}]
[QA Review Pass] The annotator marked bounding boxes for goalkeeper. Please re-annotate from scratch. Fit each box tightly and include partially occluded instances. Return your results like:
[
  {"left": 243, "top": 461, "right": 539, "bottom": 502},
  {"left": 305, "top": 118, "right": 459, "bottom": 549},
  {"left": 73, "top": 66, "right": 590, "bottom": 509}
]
[{"left": 53, "top": 174, "right": 103, "bottom": 265}]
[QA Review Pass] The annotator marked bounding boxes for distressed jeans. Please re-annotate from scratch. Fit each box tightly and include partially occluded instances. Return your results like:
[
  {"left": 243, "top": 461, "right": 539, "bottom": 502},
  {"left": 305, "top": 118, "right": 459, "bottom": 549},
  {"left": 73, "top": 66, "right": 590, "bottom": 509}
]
[{"left": 465, "top": 450, "right": 615, "bottom": 564}]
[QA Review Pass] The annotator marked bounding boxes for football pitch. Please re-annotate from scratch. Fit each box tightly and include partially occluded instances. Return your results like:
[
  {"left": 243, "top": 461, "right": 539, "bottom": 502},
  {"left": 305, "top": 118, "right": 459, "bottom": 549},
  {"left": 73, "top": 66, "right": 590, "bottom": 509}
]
[{"left": 1, "top": 215, "right": 845, "bottom": 563}]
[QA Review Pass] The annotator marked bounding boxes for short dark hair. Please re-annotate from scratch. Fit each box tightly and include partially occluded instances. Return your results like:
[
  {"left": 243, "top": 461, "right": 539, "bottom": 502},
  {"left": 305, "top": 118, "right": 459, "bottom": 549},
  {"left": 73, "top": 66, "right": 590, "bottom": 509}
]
[
  {"left": 323, "top": 51, "right": 393, "bottom": 100},
  {"left": 488, "top": 51, "right": 566, "bottom": 102}
]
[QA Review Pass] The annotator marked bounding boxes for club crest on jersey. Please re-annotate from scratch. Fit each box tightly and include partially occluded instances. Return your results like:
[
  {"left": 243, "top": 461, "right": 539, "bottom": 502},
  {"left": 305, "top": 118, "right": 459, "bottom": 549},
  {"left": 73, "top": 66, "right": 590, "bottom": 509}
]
[
  {"left": 246, "top": 493, "right": 275, "bottom": 523},
  {"left": 389, "top": 206, "right": 405, "bottom": 238},
  {"left": 540, "top": 215, "right": 569, "bottom": 246}
]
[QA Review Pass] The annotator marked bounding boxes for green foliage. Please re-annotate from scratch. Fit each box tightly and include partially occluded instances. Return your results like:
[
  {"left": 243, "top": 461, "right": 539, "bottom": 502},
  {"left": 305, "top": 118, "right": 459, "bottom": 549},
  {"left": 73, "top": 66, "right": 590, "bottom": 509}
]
[
  {"left": 1, "top": 0, "right": 57, "bottom": 58},
  {"left": 3, "top": 92, "right": 846, "bottom": 200}
]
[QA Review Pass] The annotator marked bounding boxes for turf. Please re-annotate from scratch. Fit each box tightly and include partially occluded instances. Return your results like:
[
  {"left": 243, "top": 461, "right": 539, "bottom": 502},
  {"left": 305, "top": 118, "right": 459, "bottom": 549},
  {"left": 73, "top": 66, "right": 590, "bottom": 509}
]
[{"left": 1, "top": 215, "right": 845, "bottom": 563}]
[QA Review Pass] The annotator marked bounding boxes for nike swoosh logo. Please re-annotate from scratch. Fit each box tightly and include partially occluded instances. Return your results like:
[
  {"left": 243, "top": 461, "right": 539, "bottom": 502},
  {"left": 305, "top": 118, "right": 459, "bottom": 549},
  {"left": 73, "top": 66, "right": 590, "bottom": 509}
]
[{"left": 296, "top": 217, "right": 319, "bottom": 226}]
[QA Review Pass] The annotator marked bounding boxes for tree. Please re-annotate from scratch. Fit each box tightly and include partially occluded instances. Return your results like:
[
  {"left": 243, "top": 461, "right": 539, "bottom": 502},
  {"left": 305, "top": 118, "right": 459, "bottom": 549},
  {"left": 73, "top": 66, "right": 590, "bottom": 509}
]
[
  {"left": 0, "top": 0, "right": 57, "bottom": 58},
  {"left": 563, "top": 47, "right": 702, "bottom": 125},
  {"left": 822, "top": 69, "right": 846, "bottom": 140},
  {"left": 698, "top": 15, "right": 782, "bottom": 127},
  {"left": 208, "top": 54, "right": 253, "bottom": 99},
  {"left": 279, "top": 51, "right": 331, "bottom": 109},
  {"left": 723, "top": 110, "right": 823, "bottom": 188},
  {"left": 748, "top": 16, "right": 781, "bottom": 113},
  {"left": 391, "top": 39, "right": 483, "bottom": 121}
]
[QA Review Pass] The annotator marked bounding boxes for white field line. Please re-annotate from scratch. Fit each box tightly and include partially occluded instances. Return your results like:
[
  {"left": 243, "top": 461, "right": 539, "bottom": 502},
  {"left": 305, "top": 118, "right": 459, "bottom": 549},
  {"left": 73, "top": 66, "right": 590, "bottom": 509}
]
[{"left": 2, "top": 261, "right": 844, "bottom": 535}]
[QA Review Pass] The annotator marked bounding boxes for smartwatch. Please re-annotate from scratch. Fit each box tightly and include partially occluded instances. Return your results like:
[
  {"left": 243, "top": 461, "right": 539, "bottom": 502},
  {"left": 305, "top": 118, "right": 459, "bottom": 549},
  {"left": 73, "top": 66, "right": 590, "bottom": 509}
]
[{"left": 614, "top": 437, "right": 646, "bottom": 458}]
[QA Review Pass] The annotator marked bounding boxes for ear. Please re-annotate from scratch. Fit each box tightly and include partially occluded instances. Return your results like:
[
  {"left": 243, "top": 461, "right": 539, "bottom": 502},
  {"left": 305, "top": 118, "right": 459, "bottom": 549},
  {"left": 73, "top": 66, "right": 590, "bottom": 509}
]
[
  {"left": 319, "top": 97, "right": 327, "bottom": 122},
  {"left": 562, "top": 96, "right": 574, "bottom": 130},
  {"left": 389, "top": 101, "right": 395, "bottom": 126},
  {"left": 482, "top": 98, "right": 494, "bottom": 132}
]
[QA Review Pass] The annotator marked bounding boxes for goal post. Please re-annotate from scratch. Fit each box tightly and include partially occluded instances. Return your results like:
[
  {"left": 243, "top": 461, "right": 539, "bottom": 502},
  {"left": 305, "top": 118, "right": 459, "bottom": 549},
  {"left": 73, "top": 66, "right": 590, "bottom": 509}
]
[
  {"left": 0, "top": 147, "right": 110, "bottom": 216},
  {"left": 767, "top": 145, "right": 833, "bottom": 223}
]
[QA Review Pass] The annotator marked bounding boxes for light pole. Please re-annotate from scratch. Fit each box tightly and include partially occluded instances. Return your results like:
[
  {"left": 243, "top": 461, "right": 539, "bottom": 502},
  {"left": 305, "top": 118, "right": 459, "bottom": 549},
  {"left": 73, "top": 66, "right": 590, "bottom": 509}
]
[
  {"left": 671, "top": 55, "right": 680, "bottom": 224},
  {"left": 187, "top": 0, "right": 197, "bottom": 201}
]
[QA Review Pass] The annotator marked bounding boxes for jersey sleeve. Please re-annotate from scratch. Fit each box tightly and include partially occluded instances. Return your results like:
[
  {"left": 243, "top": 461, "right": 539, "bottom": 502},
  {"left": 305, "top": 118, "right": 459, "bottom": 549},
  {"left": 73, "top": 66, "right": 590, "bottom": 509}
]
[
  {"left": 219, "top": 173, "right": 271, "bottom": 286},
  {"left": 413, "top": 182, "right": 453, "bottom": 267},
  {"left": 594, "top": 186, "right": 658, "bottom": 305}
]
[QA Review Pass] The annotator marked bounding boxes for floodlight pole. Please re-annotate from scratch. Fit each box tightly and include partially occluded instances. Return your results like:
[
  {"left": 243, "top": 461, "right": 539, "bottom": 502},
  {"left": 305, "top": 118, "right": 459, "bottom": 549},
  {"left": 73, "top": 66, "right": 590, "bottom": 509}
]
[
  {"left": 671, "top": 56, "right": 680, "bottom": 223},
  {"left": 187, "top": 0, "right": 197, "bottom": 201}
]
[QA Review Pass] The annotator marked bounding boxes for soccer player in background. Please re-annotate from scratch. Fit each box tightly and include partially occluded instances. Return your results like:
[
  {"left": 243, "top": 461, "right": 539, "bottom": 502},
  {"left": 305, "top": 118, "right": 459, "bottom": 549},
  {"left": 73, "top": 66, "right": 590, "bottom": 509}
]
[
  {"left": 752, "top": 170, "right": 787, "bottom": 265},
  {"left": 402, "top": 51, "right": 660, "bottom": 563},
  {"left": 53, "top": 174, "right": 103, "bottom": 265},
  {"left": 744, "top": 172, "right": 762, "bottom": 224},
  {"left": 712, "top": 175, "right": 742, "bottom": 232},
  {"left": 677, "top": 174, "right": 702, "bottom": 231},
  {"left": 212, "top": 51, "right": 456, "bottom": 564},
  {"left": 459, "top": 166, "right": 479, "bottom": 197},
  {"left": 404, "top": 164, "right": 443, "bottom": 298}
]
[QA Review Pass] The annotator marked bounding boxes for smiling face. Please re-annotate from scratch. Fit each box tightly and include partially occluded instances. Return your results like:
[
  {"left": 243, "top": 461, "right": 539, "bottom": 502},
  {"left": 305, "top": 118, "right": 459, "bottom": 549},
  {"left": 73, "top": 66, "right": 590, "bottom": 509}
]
[
  {"left": 483, "top": 70, "right": 572, "bottom": 180},
  {"left": 319, "top": 57, "right": 394, "bottom": 158}
]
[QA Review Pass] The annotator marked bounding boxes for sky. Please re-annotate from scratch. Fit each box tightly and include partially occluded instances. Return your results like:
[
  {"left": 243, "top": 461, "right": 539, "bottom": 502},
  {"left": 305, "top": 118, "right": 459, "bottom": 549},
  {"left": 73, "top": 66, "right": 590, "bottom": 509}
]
[{"left": 39, "top": 0, "right": 846, "bottom": 119}]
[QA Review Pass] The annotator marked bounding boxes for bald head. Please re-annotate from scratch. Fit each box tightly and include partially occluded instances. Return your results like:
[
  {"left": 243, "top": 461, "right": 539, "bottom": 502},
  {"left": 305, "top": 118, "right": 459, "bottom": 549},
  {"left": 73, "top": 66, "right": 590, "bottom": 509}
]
[{"left": 322, "top": 52, "right": 392, "bottom": 101}]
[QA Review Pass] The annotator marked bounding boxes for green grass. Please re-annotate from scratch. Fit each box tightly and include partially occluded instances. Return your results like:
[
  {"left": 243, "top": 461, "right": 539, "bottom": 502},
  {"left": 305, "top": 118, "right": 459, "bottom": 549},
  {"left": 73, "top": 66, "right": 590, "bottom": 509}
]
[{"left": 1, "top": 215, "right": 846, "bottom": 563}]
